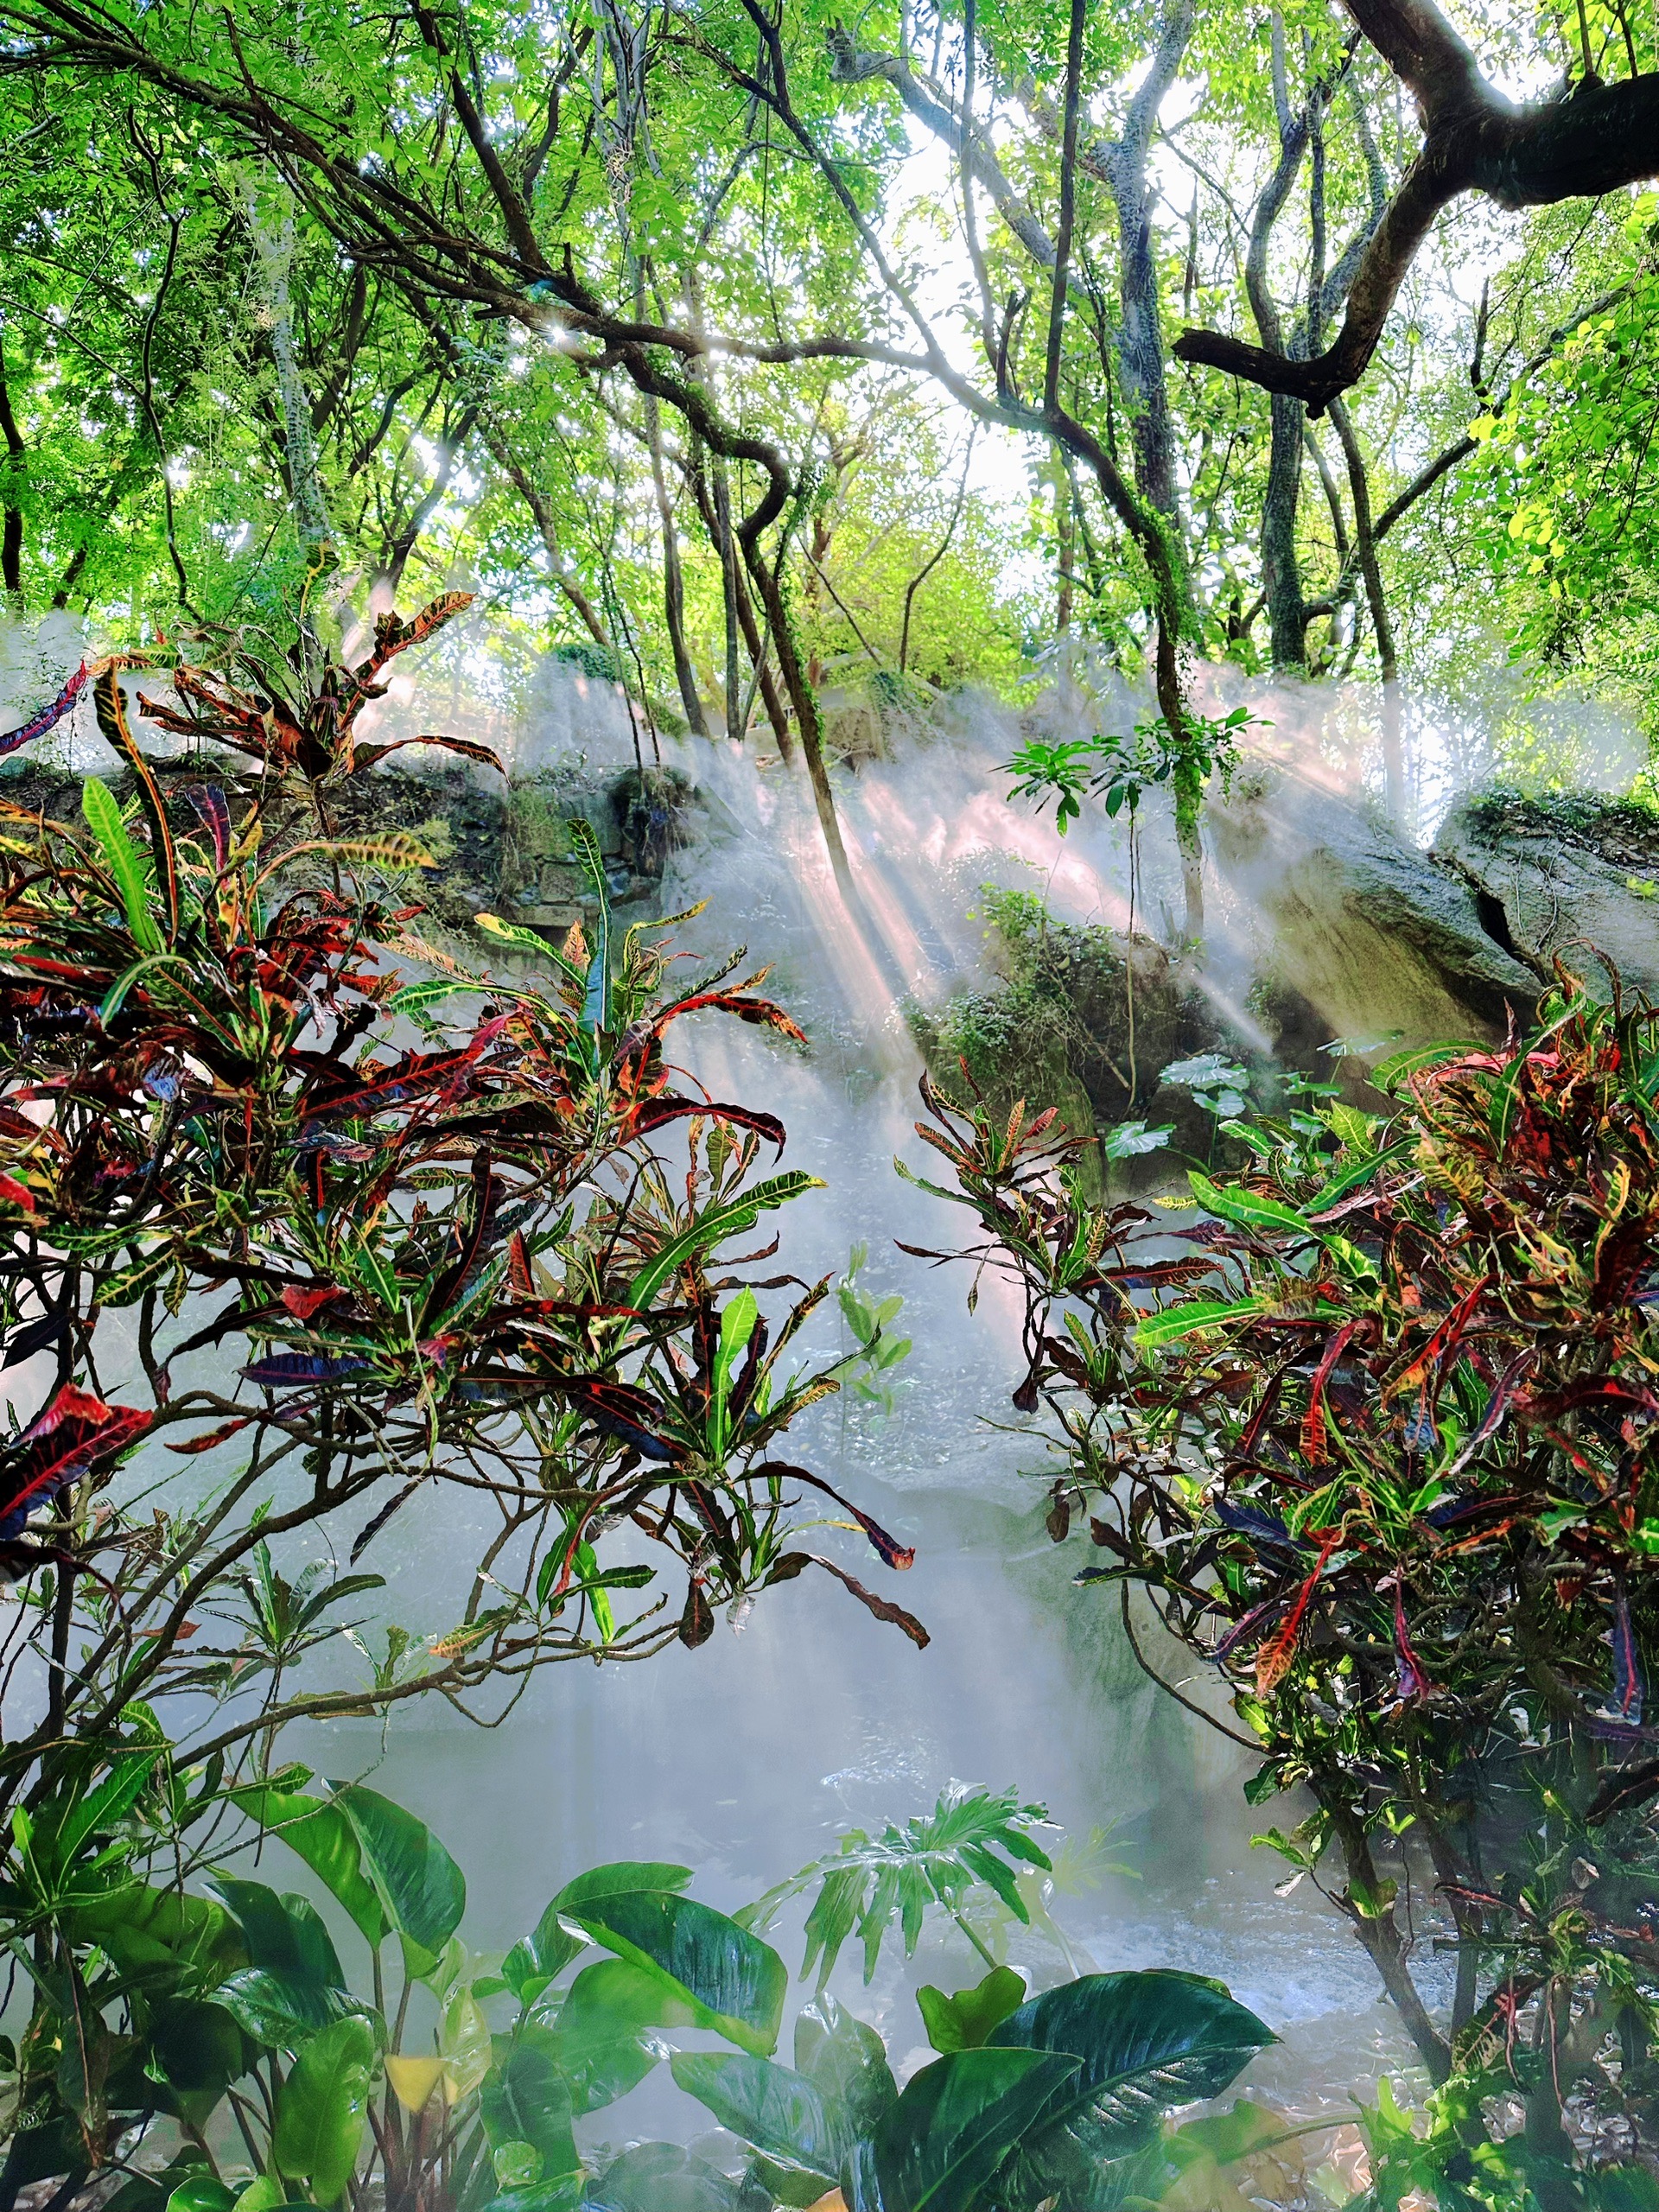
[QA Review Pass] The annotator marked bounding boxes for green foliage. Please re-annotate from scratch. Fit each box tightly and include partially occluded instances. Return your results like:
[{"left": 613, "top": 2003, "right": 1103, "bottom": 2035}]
[
  {"left": 922, "top": 973, "right": 1659, "bottom": 2181},
  {"left": 742, "top": 1783, "right": 1053, "bottom": 1988}
]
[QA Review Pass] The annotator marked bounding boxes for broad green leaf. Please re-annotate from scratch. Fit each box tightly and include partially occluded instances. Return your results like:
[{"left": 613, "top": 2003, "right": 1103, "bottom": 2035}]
[
  {"left": 480, "top": 2037, "right": 580, "bottom": 2185},
  {"left": 794, "top": 1994, "right": 897, "bottom": 2137},
  {"left": 229, "top": 1783, "right": 387, "bottom": 1947},
  {"left": 1370, "top": 1040, "right": 1484, "bottom": 1091},
  {"left": 330, "top": 1783, "right": 466, "bottom": 1969},
  {"left": 916, "top": 1967, "right": 1027, "bottom": 2054},
  {"left": 988, "top": 1969, "right": 1274, "bottom": 2152},
  {"left": 556, "top": 1860, "right": 693, "bottom": 1908},
  {"left": 872, "top": 2047, "right": 1079, "bottom": 2212},
  {"left": 670, "top": 2051, "right": 844, "bottom": 2187},
  {"left": 548, "top": 1958, "right": 692, "bottom": 2113},
  {"left": 1185, "top": 1172, "right": 1313, "bottom": 1241},
  {"left": 164, "top": 2179, "right": 233, "bottom": 2212},
  {"left": 213, "top": 1968, "right": 363, "bottom": 2050},
  {"left": 563, "top": 1888, "right": 787, "bottom": 2057},
  {"left": 1134, "top": 1298, "right": 1268, "bottom": 1349},
  {"left": 83, "top": 777, "right": 162, "bottom": 953},
  {"left": 581, "top": 2143, "right": 748, "bottom": 2212},
  {"left": 272, "top": 2013, "right": 378, "bottom": 2204},
  {"left": 212, "top": 1878, "right": 345, "bottom": 1987}
]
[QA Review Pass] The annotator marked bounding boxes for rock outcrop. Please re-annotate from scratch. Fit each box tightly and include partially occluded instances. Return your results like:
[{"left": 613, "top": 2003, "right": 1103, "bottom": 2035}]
[
  {"left": 1211, "top": 762, "right": 1542, "bottom": 1050},
  {"left": 1433, "top": 790, "right": 1659, "bottom": 1001}
]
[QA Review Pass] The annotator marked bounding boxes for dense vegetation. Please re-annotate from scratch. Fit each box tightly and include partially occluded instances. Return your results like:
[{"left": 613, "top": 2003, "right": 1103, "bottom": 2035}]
[{"left": 0, "top": 0, "right": 1656, "bottom": 2203}]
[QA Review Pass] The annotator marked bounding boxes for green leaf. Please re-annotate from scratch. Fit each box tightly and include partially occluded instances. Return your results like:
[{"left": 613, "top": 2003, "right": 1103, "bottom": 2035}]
[
  {"left": 625, "top": 1174, "right": 824, "bottom": 1312},
  {"left": 503, "top": 1897, "right": 589, "bottom": 2005},
  {"left": 228, "top": 1782, "right": 388, "bottom": 1947},
  {"left": 988, "top": 1969, "right": 1274, "bottom": 2153},
  {"left": 164, "top": 2178, "right": 233, "bottom": 2212},
  {"left": 670, "top": 2051, "right": 844, "bottom": 2189},
  {"left": 83, "top": 778, "right": 162, "bottom": 953},
  {"left": 917, "top": 1967, "right": 1027, "bottom": 2054},
  {"left": 544, "top": 1957, "right": 690, "bottom": 2112},
  {"left": 1185, "top": 1172, "right": 1313, "bottom": 1241},
  {"left": 582, "top": 2143, "right": 747, "bottom": 2212},
  {"left": 480, "top": 2038, "right": 580, "bottom": 2186},
  {"left": 872, "top": 2048, "right": 1079, "bottom": 2212},
  {"left": 213, "top": 1969, "right": 364, "bottom": 2051},
  {"left": 330, "top": 1782, "right": 466, "bottom": 1970},
  {"left": 213, "top": 1878, "right": 345, "bottom": 1987},
  {"left": 794, "top": 1995, "right": 897, "bottom": 2137},
  {"left": 272, "top": 2013, "right": 378, "bottom": 2204},
  {"left": 1370, "top": 1039, "right": 1483, "bottom": 1092},
  {"left": 1134, "top": 1298, "right": 1268, "bottom": 1349},
  {"left": 563, "top": 1888, "right": 787, "bottom": 2057}
]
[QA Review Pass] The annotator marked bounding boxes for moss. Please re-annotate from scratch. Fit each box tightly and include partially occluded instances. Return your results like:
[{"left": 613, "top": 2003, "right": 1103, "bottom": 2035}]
[{"left": 1461, "top": 785, "right": 1659, "bottom": 865}]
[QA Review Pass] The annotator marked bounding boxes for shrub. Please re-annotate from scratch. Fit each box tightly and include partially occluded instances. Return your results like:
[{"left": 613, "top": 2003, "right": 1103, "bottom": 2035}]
[{"left": 912, "top": 975, "right": 1659, "bottom": 2190}]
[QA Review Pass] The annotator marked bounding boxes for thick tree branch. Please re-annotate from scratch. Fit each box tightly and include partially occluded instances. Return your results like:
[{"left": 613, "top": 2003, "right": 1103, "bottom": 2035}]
[{"left": 1176, "top": 0, "right": 1659, "bottom": 413}]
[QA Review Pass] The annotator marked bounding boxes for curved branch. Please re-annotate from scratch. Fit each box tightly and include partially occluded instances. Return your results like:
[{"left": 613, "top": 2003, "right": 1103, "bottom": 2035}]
[{"left": 1175, "top": 0, "right": 1659, "bottom": 417}]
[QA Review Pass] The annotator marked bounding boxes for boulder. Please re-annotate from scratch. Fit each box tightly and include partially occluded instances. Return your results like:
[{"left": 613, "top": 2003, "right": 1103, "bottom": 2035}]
[
  {"left": 1211, "top": 762, "right": 1541, "bottom": 1051},
  {"left": 1433, "top": 790, "right": 1659, "bottom": 1001}
]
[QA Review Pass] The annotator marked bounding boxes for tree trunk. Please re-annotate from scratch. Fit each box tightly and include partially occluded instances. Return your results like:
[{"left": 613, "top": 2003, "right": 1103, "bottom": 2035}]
[
  {"left": 1329, "top": 394, "right": 1405, "bottom": 816},
  {"left": 744, "top": 545, "right": 851, "bottom": 890},
  {"left": 0, "top": 340, "right": 24, "bottom": 604},
  {"left": 1263, "top": 393, "right": 1308, "bottom": 668},
  {"left": 645, "top": 392, "right": 707, "bottom": 735}
]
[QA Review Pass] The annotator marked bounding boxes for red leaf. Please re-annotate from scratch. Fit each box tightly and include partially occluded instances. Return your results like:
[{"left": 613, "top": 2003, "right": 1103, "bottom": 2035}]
[
  {"left": 0, "top": 1385, "right": 153, "bottom": 1537},
  {"left": 1255, "top": 1532, "right": 1340, "bottom": 1696},
  {"left": 167, "top": 1416, "right": 252, "bottom": 1456},
  {"left": 281, "top": 1286, "right": 342, "bottom": 1321}
]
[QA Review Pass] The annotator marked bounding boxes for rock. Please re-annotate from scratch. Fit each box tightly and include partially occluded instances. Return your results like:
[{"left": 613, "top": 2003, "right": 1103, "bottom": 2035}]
[
  {"left": 1211, "top": 761, "right": 1541, "bottom": 1052},
  {"left": 1432, "top": 790, "right": 1659, "bottom": 1001}
]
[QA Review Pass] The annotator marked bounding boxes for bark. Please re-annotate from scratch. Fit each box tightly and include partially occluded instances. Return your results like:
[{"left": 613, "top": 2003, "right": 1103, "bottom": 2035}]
[
  {"left": 1089, "top": 0, "right": 1193, "bottom": 529},
  {"left": 1327, "top": 392, "right": 1405, "bottom": 815},
  {"left": 686, "top": 461, "right": 793, "bottom": 756},
  {"left": 0, "top": 340, "right": 23, "bottom": 602},
  {"left": 645, "top": 391, "right": 707, "bottom": 734},
  {"left": 1177, "top": 0, "right": 1659, "bottom": 410}
]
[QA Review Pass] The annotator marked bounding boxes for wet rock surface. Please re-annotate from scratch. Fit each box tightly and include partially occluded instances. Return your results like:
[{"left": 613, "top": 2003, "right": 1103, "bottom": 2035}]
[
  {"left": 1433, "top": 788, "right": 1659, "bottom": 999},
  {"left": 1211, "top": 761, "right": 1542, "bottom": 1047}
]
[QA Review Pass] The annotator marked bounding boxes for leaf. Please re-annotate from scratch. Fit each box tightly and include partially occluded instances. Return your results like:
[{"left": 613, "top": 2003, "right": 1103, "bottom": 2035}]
[
  {"left": 212, "top": 1878, "right": 346, "bottom": 1987},
  {"left": 872, "top": 2048, "right": 1079, "bottom": 2212},
  {"left": 272, "top": 2013, "right": 378, "bottom": 2204},
  {"left": 562, "top": 1886, "right": 787, "bottom": 2057},
  {"left": 92, "top": 666, "right": 179, "bottom": 943},
  {"left": 549, "top": 1961, "right": 685, "bottom": 2113},
  {"left": 1134, "top": 1299, "right": 1267, "bottom": 1350},
  {"left": 917, "top": 1967, "right": 1027, "bottom": 2054},
  {"left": 228, "top": 1782, "right": 388, "bottom": 1946},
  {"left": 385, "top": 2055, "right": 445, "bottom": 2114},
  {"left": 582, "top": 2143, "right": 748, "bottom": 2212},
  {"left": 794, "top": 1996, "right": 897, "bottom": 2137},
  {"left": 987, "top": 1970, "right": 1274, "bottom": 2153},
  {"left": 0, "top": 660, "right": 87, "bottom": 760},
  {"left": 213, "top": 1968, "right": 362, "bottom": 2050},
  {"left": 331, "top": 1783, "right": 467, "bottom": 1971},
  {"left": 670, "top": 2052, "right": 844, "bottom": 2189},
  {"left": 626, "top": 1173, "right": 825, "bottom": 1312},
  {"left": 0, "top": 1382, "right": 153, "bottom": 1540},
  {"left": 481, "top": 2037, "right": 580, "bottom": 2184},
  {"left": 84, "top": 769, "right": 160, "bottom": 950},
  {"left": 1186, "top": 1173, "right": 1313, "bottom": 1243}
]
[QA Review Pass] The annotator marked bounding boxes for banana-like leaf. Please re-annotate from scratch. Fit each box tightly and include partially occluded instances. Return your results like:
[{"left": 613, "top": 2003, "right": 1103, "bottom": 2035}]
[
  {"left": 272, "top": 2013, "right": 378, "bottom": 2202},
  {"left": 671, "top": 2050, "right": 846, "bottom": 2187},
  {"left": 872, "top": 2048, "right": 1079, "bottom": 2212},
  {"left": 562, "top": 1885, "right": 786, "bottom": 2057}
]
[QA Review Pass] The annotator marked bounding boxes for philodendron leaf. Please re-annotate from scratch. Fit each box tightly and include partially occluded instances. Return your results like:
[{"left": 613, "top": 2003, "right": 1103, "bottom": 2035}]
[
  {"left": 562, "top": 1881, "right": 786, "bottom": 2057},
  {"left": 872, "top": 2047, "right": 1079, "bottom": 2212},
  {"left": 794, "top": 1995, "right": 897, "bottom": 2137},
  {"left": 987, "top": 1969, "right": 1274, "bottom": 2151},
  {"left": 670, "top": 2051, "right": 845, "bottom": 2190},
  {"left": 549, "top": 1958, "right": 694, "bottom": 2113},
  {"left": 213, "top": 1969, "right": 364, "bottom": 2051},
  {"left": 581, "top": 2142, "right": 749, "bottom": 2212},
  {"left": 228, "top": 1781, "right": 387, "bottom": 1947},
  {"left": 917, "top": 1967, "right": 1027, "bottom": 2054},
  {"left": 272, "top": 2013, "right": 378, "bottom": 2204},
  {"left": 329, "top": 1782, "right": 466, "bottom": 1971},
  {"left": 212, "top": 1878, "right": 345, "bottom": 1988},
  {"left": 480, "top": 2037, "right": 581, "bottom": 2186}
]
